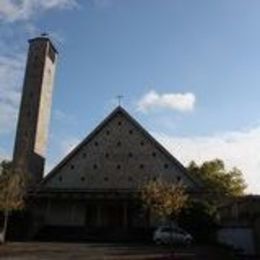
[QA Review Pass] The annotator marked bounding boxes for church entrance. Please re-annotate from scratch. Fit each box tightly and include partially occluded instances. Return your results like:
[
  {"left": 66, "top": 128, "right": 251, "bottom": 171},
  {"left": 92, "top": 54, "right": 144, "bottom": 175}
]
[
  {"left": 84, "top": 199, "right": 152, "bottom": 241},
  {"left": 32, "top": 197, "right": 151, "bottom": 242},
  {"left": 102, "top": 204, "right": 124, "bottom": 228},
  {"left": 85, "top": 201, "right": 128, "bottom": 230}
]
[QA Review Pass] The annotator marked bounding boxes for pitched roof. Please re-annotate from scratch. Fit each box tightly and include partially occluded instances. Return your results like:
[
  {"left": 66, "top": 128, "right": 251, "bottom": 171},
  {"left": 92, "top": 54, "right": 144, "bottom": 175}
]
[{"left": 41, "top": 106, "right": 201, "bottom": 190}]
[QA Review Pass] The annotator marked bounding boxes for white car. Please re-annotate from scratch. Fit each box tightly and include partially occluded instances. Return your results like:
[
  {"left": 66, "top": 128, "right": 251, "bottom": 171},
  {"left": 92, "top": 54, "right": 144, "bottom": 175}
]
[{"left": 153, "top": 226, "right": 193, "bottom": 245}]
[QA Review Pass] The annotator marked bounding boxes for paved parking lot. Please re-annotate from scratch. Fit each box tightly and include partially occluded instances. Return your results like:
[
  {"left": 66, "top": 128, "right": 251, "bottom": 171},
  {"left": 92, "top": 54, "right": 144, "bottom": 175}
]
[{"left": 0, "top": 242, "right": 236, "bottom": 260}]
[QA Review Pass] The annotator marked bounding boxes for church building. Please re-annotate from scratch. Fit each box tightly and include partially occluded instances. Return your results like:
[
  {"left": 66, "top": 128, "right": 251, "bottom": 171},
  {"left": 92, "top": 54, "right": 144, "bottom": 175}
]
[{"left": 12, "top": 37, "right": 201, "bottom": 240}]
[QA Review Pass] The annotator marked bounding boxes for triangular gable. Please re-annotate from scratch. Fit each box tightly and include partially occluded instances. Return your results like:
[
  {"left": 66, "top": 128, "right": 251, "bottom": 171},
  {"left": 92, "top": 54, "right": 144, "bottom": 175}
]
[{"left": 41, "top": 106, "right": 201, "bottom": 191}]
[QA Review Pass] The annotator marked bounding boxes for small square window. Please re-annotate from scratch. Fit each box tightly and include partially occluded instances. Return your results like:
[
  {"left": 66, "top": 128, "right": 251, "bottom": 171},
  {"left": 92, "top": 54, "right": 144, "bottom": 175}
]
[
  {"left": 164, "top": 164, "right": 169, "bottom": 169},
  {"left": 104, "top": 177, "right": 109, "bottom": 181},
  {"left": 93, "top": 164, "right": 98, "bottom": 169},
  {"left": 81, "top": 176, "right": 85, "bottom": 182},
  {"left": 94, "top": 141, "right": 99, "bottom": 146},
  {"left": 117, "top": 164, "right": 121, "bottom": 170},
  {"left": 118, "top": 121, "right": 122, "bottom": 126},
  {"left": 70, "top": 165, "right": 75, "bottom": 170},
  {"left": 152, "top": 152, "right": 156, "bottom": 157},
  {"left": 58, "top": 176, "right": 63, "bottom": 182},
  {"left": 105, "top": 153, "right": 109, "bottom": 158},
  {"left": 117, "top": 141, "right": 121, "bottom": 147},
  {"left": 140, "top": 164, "right": 144, "bottom": 169},
  {"left": 129, "top": 130, "right": 133, "bottom": 134},
  {"left": 140, "top": 141, "right": 144, "bottom": 146},
  {"left": 128, "top": 152, "right": 133, "bottom": 158},
  {"left": 106, "top": 130, "right": 110, "bottom": 135}
]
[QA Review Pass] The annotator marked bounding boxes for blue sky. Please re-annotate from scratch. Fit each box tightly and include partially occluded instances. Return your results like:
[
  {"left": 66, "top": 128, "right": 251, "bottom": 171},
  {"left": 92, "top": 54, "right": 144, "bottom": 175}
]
[{"left": 0, "top": 0, "right": 260, "bottom": 193}]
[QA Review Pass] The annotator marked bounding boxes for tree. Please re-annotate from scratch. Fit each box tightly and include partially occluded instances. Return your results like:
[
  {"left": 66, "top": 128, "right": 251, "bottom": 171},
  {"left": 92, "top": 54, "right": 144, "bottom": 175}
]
[
  {"left": 0, "top": 161, "right": 27, "bottom": 244},
  {"left": 178, "top": 200, "right": 218, "bottom": 242},
  {"left": 188, "top": 159, "right": 247, "bottom": 205},
  {"left": 141, "top": 180, "right": 188, "bottom": 223}
]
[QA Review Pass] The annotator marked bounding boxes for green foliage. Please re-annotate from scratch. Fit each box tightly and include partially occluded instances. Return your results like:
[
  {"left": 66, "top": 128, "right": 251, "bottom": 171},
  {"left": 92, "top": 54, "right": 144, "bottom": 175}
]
[
  {"left": 178, "top": 199, "right": 217, "bottom": 242},
  {"left": 0, "top": 160, "right": 28, "bottom": 244},
  {"left": 0, "top": 160, "right": 27, "bottom": 212},
  {"left": 188, "top": 159, "right": 247, "bottom": 205},
  {"left": 0, "top": 160, "right": 12, "bottom": 176},
  {"left": 141, "top": 180, "right": 188, "bottom": 221}
]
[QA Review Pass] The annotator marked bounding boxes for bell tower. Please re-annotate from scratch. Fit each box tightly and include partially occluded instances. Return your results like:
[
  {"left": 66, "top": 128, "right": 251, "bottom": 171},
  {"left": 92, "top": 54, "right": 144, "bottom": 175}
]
[{"left": 13, "top": 36, "right": 58, "bottom": 185}]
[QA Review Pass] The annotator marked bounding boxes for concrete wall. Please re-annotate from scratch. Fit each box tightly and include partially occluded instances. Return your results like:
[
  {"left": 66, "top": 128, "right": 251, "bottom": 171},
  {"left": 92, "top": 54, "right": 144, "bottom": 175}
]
[
  {"left": 45, "top": 200, "right": 85, "bottom": 226},
  {"left": 254, "top": 217, "right": 260, "bottom": 255},
  {"left": 217, "top": 227, "right": 255, "bottom": 255},
  {"left": 45, "top": 112, "right": 195, "bottom": 190}
]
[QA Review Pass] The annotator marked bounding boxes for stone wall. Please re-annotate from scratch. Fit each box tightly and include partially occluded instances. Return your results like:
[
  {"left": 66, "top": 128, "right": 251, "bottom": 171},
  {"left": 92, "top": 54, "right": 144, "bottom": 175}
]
[{"left": 45, "top": 111, "right": 195, "bottom": 190}]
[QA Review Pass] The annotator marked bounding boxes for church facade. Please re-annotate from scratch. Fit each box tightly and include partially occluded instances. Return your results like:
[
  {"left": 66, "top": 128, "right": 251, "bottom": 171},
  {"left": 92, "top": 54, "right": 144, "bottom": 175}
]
[{"left": 12, "top": 37, "right": 201, "bottom": 240}]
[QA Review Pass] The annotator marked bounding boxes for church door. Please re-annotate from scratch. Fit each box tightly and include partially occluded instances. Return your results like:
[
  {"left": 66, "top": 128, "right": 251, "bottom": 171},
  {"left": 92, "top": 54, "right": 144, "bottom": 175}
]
[{"left": 101, "top": 203, "right": 123, "bottom": 229}]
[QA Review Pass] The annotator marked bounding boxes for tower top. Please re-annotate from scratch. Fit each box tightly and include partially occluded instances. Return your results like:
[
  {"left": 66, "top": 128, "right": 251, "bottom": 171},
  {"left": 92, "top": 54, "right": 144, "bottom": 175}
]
[{"left": 28, "top": 35, "right": 58, "bottom": 54}]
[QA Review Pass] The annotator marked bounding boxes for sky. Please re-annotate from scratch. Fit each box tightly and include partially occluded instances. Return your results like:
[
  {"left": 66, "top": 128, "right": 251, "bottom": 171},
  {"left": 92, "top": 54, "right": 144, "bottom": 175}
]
[{"left": 0, "top": 0, "right": 260, "bottom": 193}]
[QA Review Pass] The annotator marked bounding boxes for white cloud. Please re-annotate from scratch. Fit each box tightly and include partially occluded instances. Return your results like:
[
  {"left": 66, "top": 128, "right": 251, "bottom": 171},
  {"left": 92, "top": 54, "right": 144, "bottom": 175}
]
[
  {"left": 0, "top": 55, "right": 25, "bottom": 134},
  {"left": 154, "top": 126, "right": 260, "bottom": 194},
  {"left": 137, "top": 90, "right": 196, "bottom": 112},
  {"left": 0, "top": 0, "right": 78, "bottom": 22}
]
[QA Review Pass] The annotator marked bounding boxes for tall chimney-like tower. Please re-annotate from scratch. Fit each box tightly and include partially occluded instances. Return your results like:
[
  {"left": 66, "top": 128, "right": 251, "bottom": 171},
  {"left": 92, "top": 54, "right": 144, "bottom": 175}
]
[{"left": 13, "top": 36, "right": 58, "bottom": 185}]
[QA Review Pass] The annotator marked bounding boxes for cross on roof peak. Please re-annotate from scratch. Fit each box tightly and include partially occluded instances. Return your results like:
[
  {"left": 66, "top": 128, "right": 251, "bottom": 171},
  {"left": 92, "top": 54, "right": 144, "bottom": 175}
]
[{"left": 116, "top": 95, "right": 123, "bottom": 106}]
